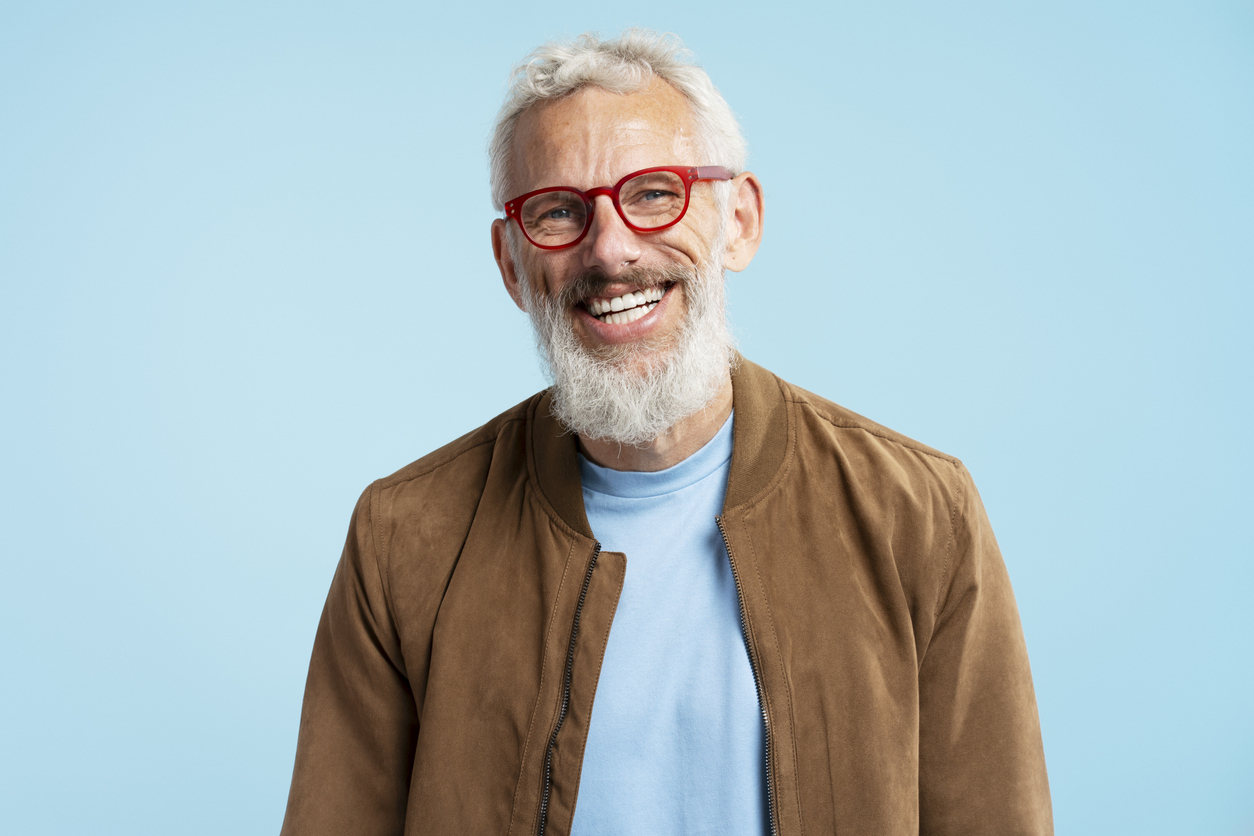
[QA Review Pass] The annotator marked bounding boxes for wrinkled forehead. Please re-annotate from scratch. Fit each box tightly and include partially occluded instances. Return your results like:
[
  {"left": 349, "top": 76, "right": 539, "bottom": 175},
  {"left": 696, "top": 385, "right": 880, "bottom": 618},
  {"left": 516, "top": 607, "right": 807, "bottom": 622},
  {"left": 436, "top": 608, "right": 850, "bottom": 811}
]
[{"left": 509, "top": 79, "right": 703, "bottom": 195}]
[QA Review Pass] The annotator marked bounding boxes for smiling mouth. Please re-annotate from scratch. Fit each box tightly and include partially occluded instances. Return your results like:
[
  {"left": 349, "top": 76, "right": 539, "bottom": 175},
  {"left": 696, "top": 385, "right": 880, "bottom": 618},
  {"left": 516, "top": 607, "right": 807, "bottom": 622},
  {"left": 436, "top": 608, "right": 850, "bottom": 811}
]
[{"left": 583, "top": 285, "right": 669, "bottom": 325}]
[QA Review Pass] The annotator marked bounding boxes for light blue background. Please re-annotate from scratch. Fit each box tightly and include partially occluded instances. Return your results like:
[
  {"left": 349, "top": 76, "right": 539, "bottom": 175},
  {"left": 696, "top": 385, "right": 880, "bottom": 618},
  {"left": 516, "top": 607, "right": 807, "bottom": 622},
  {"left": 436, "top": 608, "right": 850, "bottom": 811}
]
[{"left": 1, "top": 2, "right": 1250, "bottom": 834}]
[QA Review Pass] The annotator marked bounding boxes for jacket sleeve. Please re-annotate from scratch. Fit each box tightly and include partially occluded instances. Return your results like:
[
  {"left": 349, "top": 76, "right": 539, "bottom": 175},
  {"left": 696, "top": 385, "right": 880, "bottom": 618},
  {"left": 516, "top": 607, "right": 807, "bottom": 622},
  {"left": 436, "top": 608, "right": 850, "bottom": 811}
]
[
  {"left": 916, "top": 463, "right": 1053, "bottom": 835},
  {"left": 280, "top": 484, "right": 419, "bottom": 836}
]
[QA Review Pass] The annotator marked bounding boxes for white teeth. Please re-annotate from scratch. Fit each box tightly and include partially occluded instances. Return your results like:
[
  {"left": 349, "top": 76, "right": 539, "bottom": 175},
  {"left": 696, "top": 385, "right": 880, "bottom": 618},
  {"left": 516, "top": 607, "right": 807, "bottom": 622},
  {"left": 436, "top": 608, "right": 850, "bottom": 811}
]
[
  {"left": 625, "top": 303, "right": 655, "bottom": 324},
  {"left": 588, "top": 287, "right": 666, "bottom": 322}
]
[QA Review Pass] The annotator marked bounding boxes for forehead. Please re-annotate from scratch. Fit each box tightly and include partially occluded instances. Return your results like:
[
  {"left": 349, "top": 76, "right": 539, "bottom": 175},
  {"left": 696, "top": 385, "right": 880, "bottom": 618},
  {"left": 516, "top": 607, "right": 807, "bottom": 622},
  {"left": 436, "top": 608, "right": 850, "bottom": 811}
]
[{"left": 510, "top": 79, "right": 701, "bottom": 194}]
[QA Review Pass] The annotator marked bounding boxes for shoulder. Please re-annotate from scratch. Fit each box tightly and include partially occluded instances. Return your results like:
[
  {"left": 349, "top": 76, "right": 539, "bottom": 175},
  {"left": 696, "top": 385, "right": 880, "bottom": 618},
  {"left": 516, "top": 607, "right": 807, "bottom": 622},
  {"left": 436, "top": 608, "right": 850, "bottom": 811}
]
[
  {"left": 780, "top": 377, "right": 967, "bottom": 483},
  {"left": 354, "top": 393, "right": 542, "bottom": 564},
  {"left": 376, "top": 395, "right": 536, "bottom": 493},
  {"left": 768, "top": 372, "right": 991, "bottom": 623},
  {"left": 780, "top": 378, "right": 957, "bottom": 467},
  {"left": 767, "top": 374, "right": 979, "bottom": 541}
]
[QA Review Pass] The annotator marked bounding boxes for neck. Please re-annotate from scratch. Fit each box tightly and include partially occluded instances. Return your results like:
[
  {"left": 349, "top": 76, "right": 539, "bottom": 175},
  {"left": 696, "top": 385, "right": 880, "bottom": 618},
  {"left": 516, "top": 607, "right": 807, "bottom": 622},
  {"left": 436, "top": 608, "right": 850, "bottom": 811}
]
[{"left": 578, "top": 375, "right": 733, "bottom": 472}]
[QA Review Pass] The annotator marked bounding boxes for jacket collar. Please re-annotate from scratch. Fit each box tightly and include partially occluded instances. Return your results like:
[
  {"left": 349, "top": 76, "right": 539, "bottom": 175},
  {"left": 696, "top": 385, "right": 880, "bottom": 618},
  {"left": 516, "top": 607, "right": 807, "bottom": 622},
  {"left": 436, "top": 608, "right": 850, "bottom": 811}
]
[{"left": 527, "top": 356, "right": 790, "bottom": 539}]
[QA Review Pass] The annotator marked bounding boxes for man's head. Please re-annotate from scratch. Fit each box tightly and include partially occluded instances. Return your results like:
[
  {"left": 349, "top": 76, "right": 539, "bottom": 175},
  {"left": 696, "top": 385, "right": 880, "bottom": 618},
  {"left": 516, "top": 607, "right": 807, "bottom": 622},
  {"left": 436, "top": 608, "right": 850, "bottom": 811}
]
[{"left": 489, "top": 30, "right": 764, "bottom": 447}]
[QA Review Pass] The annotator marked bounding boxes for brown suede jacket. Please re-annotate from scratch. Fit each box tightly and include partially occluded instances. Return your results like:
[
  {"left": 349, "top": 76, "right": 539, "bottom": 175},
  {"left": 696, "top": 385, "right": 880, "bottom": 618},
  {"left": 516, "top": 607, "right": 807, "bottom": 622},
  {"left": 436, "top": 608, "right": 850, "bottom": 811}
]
[{"left": 281, "top": 358, "right": 1052, "bottom": 836}]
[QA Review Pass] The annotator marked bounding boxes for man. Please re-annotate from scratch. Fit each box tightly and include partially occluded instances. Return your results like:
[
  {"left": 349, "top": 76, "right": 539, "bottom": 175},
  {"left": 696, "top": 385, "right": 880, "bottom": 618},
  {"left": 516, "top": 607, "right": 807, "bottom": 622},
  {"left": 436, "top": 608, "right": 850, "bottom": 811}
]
[{"left": 281, "top": 30, "right": 1052, "bottom": 836}]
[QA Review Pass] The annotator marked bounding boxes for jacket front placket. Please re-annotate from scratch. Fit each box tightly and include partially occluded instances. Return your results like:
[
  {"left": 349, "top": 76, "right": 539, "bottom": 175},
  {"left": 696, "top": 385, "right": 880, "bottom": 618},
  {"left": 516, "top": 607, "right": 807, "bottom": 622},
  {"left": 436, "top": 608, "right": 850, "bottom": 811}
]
[
  {"left": 509, "top": 395, "right": 629, "bottom": 836},
  {"left": 516, "top": 362, "right": 801, "bottom": 836}
]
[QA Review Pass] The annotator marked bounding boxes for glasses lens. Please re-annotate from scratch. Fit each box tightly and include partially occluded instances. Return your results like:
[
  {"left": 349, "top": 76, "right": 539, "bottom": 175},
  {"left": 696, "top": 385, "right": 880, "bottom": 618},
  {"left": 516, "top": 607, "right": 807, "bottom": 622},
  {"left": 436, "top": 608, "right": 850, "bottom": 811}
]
[
  {"left": 619, "top": 170, "right": 687, "bottom": 229},
  {"left": 520, "top": 190, "right": 588, "bottom": 247}
]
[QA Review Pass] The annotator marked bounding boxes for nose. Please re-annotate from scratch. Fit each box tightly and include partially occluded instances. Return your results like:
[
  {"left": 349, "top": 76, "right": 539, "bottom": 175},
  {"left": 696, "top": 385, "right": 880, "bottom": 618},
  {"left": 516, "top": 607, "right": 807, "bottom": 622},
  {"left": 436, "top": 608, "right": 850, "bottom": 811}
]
[{"left": 580, "top": 194, "right": 642, "bottom": 276}]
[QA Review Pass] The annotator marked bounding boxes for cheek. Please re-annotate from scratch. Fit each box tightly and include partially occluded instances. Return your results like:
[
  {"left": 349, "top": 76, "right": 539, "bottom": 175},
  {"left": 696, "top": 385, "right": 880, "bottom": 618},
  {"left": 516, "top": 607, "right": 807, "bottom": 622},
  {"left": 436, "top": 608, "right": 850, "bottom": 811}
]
[
  {"left": 522, "top": 255, "right": 575, "bottom": 300},
  {"left": 656, "top": 231, "right": 714, "bottom": 270},
  {"left": 662, "top": 213, "right": 723, "bottom": 265}
]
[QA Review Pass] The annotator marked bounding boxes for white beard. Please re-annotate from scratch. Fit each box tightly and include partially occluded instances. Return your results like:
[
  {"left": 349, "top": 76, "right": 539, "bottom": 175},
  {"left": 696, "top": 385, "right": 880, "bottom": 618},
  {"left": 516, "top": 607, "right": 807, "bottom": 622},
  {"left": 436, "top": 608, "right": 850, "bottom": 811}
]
[{"left": 517, "top": 236, "right": 737, "bottom": 447}]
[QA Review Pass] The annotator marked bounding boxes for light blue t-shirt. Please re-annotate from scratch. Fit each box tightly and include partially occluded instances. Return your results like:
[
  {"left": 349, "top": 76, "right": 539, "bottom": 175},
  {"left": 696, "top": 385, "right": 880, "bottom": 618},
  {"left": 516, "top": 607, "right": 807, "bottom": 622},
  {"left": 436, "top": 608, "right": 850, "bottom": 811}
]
[{"left": 571, "top": 414, "right": 767, "bottom": 836}]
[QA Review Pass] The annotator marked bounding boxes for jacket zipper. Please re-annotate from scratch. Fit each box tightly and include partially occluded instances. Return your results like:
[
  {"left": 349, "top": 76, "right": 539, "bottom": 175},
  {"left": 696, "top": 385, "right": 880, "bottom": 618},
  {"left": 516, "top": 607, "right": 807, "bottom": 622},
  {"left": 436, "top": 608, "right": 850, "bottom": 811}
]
[
  {"left": 536, "top": 543, "right": 601, "bottom": 836},
  {"left": 718, "top": 516, "right": 779, "bottom": 836}
]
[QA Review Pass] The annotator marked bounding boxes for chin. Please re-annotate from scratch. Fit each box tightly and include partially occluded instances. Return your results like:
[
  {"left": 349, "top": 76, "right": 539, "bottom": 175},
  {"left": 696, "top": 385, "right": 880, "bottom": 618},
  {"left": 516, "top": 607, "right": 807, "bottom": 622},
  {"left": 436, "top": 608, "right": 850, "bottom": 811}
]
[{"left": 577, "top": 329, "right": 682, "bottom": 373}]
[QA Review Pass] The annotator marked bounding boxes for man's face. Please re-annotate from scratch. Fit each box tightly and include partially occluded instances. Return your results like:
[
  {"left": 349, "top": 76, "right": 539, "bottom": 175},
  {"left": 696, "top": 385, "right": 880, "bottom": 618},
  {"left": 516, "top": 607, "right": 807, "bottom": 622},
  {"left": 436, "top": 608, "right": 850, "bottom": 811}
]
[{"left": 497, "top": 80, "right": 729, "bottom": 376}]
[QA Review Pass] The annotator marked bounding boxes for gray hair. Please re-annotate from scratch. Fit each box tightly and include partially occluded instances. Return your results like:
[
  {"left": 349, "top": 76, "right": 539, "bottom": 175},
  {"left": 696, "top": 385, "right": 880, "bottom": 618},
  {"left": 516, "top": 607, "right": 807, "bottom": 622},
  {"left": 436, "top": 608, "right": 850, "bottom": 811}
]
[{"left": 488, "top": 28, "right": 747, "bottom": 210}]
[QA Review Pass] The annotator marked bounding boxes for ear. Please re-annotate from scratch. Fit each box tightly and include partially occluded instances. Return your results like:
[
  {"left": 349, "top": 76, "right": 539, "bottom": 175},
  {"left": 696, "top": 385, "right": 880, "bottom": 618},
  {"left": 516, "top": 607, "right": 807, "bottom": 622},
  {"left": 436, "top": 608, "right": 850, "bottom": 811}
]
[
  {"left": 492, "top": 218, "right": 528, "bottom": 312},
  {"left": 722, "top": 171, "right": 765, "bottom": 273}
]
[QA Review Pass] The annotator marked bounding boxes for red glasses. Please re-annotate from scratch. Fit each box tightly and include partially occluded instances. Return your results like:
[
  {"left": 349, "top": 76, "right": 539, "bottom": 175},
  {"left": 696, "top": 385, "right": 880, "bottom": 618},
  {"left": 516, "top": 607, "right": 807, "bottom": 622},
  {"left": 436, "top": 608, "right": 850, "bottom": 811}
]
[{"left": 503, "top": 165, "right": 734, "bottom": 250}]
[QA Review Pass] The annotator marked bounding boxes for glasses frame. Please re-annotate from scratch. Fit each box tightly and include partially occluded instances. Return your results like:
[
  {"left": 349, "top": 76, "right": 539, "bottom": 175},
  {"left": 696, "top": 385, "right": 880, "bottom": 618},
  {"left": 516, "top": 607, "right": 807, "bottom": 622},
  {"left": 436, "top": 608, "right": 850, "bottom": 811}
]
[{"left": 503, "top": 165, "right": 734, "bottom": 251}]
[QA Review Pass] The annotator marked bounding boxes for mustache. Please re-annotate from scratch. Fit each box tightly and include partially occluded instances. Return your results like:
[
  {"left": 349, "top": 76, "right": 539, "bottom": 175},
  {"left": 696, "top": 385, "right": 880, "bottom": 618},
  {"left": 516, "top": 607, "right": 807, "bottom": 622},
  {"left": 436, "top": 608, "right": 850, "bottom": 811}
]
[{"left": 556, "top": 265, "right": 694, "bottom": 309}]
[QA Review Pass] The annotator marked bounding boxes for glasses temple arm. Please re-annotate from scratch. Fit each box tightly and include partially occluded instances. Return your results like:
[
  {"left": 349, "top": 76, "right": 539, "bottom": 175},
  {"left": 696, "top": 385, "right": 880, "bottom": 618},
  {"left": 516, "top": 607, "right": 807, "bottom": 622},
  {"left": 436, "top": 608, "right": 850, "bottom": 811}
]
[{"left": 693, "top": 166, "right": 735, "bottom": 181}]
